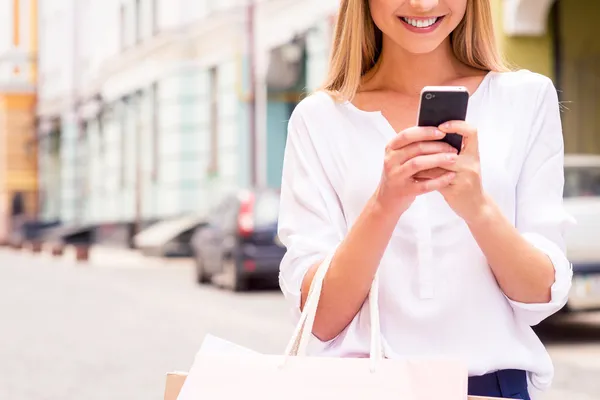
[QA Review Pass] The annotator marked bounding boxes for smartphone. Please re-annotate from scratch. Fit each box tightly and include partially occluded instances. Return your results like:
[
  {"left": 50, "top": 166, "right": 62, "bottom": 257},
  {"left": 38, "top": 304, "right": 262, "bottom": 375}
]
[{"left": 417, "top": 86, "right": 469, "bottom": 153}]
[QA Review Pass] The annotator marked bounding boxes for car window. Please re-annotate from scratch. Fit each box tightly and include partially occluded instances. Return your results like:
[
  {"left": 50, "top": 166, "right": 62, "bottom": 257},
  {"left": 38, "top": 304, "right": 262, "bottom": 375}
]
[
  {"left": 254, "top": 192, "right": 280, "bottom": 226},
  {"left": 207, "top": 195, "right": 234, "bottom": 227},
  {"left": 221, "top": 197, "right": 241, "bottom": 230},
  {"left": 564, "top": 166, "right": 600, "bottom": 198},
  {"left": 207, "top": 203, "right": 224, "bottom": 226}
]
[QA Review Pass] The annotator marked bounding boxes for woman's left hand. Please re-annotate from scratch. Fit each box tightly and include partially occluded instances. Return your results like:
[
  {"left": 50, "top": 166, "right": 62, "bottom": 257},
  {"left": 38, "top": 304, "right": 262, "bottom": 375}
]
[{"left": 438, "top": 121, "right": 490, "bottom": 224}]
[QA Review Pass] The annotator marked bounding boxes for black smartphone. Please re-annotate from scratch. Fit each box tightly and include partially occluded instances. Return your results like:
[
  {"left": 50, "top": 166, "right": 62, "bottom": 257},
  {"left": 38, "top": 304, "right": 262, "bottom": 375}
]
[{"left": 417, "top": 86, "right": 469, "bottom": 153}]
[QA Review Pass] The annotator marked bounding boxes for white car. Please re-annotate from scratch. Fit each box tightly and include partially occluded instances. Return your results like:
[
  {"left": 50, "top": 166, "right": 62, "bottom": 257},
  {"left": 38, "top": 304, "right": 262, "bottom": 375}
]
[{"left": 562, "top": 154, "right": 600, "bottom": 311}]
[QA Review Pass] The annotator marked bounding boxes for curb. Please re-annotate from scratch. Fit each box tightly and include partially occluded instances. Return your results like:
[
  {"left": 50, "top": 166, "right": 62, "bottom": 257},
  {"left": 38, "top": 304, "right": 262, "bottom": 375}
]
[
  {"left": 2, "top": 240, "right": 193, "bottom": 268},
  {"left": 4, "top": 241, "right": 102, "bottom": 265}
]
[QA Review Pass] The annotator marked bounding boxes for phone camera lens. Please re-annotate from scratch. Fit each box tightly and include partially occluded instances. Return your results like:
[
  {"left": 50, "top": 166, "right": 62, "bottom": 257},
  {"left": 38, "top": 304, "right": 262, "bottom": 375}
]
[{"left": 425, "top": 93, "right": 434, "bottom": 100}]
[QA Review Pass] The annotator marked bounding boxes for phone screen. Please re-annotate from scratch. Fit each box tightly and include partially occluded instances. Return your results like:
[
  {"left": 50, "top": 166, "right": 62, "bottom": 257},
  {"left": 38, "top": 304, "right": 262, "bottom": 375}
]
[{"left": 417, "top": 88, "right": 469, "bottom": 153}]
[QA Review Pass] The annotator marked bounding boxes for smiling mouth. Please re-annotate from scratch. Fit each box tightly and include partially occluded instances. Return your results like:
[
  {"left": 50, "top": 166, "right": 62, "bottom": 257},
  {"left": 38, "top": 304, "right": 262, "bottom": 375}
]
[{"left": 400, "top": 16, "right": 444, "bottom": 29}]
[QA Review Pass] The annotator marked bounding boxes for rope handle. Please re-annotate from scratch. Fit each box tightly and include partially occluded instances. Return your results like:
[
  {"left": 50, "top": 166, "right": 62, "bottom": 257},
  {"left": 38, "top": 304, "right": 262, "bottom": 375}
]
[{"left": 281, "top": 251, "right": 382, "bottom": 370}]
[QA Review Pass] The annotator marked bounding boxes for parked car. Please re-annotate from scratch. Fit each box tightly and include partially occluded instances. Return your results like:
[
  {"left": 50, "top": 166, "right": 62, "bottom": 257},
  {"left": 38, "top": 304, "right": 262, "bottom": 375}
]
[
  {"left": 563, "top": 154, "right": 600, "bottom": 311},
  {"left": 190, "top": 188, "right": 285, "bottom": 291}
]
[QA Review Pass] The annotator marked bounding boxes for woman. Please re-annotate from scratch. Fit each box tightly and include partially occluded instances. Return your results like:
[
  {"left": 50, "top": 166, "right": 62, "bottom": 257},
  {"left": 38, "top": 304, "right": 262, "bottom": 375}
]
[{"left": 277, "top": 0, "right": 573, "bottom": 399}]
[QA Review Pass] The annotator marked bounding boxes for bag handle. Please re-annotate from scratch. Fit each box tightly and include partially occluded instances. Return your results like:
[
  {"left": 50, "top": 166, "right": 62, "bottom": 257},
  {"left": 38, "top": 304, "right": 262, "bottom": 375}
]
[{"left": 281, "top": 252, "right": 383, "bottom": 371}]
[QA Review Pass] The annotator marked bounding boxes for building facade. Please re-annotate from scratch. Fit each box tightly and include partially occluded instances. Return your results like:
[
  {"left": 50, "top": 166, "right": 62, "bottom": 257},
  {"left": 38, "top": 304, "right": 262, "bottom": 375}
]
[
  {"left": 35, "top": 0, "right": 599, "bottom": 242},
  {"left": 35, "top": 0, "right": 338, "bottom": 243},
  {"left": 0, "top": 0, "right": 38, "bottom": 242}
]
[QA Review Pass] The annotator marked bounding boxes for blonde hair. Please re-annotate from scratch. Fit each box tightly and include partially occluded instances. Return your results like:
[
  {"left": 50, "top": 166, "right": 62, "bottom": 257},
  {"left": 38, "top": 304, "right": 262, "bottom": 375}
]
[{"left": 321, "top": 0, "right": 511, "bottom": 101}]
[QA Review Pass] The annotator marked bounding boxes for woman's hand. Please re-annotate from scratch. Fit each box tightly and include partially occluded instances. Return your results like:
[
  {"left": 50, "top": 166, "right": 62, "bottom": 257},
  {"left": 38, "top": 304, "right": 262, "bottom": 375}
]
[
  {"left": 437, "top": 121, "right": 490, "bottom": 223},
  {"left": 375, "top": 126, "right": 458, "bottom": 213}
]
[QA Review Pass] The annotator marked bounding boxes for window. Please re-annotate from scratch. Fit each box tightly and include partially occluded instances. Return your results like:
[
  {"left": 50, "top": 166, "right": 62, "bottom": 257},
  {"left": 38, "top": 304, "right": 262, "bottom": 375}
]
[
  {"left": 151, "top": 82, "right": 159, "bottom": 182},
  {"left": 119, "top": 4, "right": 126, "bottom": 50},
  {"left": 120, "top": 98, "right": 128, "bottom": 189},
  {"left": 152, "top": 0, "right": 159, "bottom": 35},
  {"left": 254, "top": 191, "right": 280, "bottom": 226},
  {"left": 98, "top": 110, "right": 105, "bottom": 156},
  {"left": 208, "top": 66, "right": 219, "bottom": 174},
  {"left": 135, "top": 0, "right": 142, "bottom": 43},
  {"left": 215, "top": 195, "right": 240, "bottom": 230}
]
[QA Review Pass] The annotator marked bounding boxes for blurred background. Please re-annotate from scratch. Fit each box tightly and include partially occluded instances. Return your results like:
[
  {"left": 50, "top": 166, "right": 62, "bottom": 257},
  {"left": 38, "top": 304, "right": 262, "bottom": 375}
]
[{"left": 0, "top": 0, "right": 599, "bottom": 399}]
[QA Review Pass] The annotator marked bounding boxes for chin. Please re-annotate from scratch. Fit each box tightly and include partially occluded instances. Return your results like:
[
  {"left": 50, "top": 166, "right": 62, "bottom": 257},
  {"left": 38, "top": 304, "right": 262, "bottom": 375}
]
[
  {"left": 401, "top": 42, "right": 445, "bottom": 55},
  {"left": 393, "top": 37, "right": 448, "bottom": 55}
]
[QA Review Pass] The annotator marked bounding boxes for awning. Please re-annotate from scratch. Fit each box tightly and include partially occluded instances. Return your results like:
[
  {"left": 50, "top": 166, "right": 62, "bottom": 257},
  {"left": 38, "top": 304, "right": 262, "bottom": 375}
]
[
  {"left": 133, "top": 214, "right": 207, "bottom": 249},
  {"left": 41, "top": 224, "right": 94, "bottom": 242},
  {"left": 503, "top": 0, "right": 557, "bottom": 36}
]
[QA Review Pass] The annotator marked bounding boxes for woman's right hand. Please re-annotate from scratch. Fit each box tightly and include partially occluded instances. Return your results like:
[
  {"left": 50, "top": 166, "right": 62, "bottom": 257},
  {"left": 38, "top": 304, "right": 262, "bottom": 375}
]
[{"left": 375, "top": 126, "right": 458, "bottom": 213}]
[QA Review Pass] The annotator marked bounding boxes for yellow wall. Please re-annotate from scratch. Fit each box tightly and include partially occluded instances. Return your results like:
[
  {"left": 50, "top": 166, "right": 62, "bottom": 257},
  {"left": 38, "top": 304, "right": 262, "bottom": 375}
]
[
  {"left": 0, "top": 94, "right": 38, "bottom": 197},
  {"left": 0, "top": 0, "right": 38, "bottom": 240},
  {"left": 490, "top": 0, "right": 555, "bottom": 79},
  {"left": 0, "top": 93, "right": 38, "bottom": 241}
]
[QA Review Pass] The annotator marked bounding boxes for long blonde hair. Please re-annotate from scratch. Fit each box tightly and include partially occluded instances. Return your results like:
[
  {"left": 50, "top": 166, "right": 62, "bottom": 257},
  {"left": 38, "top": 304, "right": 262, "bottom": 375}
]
[{"left": 321, "top": 0, "right": 511, "bottom": 101}]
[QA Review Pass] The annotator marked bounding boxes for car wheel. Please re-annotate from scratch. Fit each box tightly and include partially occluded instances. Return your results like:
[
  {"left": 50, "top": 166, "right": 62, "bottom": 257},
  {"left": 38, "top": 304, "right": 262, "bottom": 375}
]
[
  {"left": 194, "top": 253, "right": 211, "bottom": 284},
  {"left": 223, "top": 258, "right": 249, "bottom": 292}
]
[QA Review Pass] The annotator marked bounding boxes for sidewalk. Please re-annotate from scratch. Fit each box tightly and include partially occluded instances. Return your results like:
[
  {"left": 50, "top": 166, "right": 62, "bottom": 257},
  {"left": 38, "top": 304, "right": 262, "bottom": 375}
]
[
  {"left": 87, "top": 245, "right": 194, "bottom": 269},
  {"left": 2, "top": 242, "right": 194, "bottom": 269},
  {"left": 541, "top": 389, "right": 597, "bottom": 400},
  {"left": 87, "top": 245, "right": 148, "bottom": 267}
]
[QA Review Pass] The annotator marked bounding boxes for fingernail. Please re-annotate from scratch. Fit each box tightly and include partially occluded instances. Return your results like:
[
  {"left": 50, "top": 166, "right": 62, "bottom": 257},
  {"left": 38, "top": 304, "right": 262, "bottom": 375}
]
[
  {"left": 434, "top": 129, "right": 444, "bottom": 137},
  {"left": 441, "top": 123, "right": 450, "bottom": 130},
  {"left": 447, "top": 154, "right": 457, "bottom": 161}
]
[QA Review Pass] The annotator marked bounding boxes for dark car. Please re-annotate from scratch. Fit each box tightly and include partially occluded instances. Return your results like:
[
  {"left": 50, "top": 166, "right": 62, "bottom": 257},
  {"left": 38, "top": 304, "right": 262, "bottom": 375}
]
[{"left": 190, "top": 188, "right": 285, "bottom": 291}]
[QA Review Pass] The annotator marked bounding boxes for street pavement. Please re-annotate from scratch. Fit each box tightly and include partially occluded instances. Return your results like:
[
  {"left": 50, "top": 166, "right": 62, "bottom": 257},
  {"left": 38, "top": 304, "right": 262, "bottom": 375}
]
[{"left": 0, "top": 249, "right": 599, "bottom": 400}]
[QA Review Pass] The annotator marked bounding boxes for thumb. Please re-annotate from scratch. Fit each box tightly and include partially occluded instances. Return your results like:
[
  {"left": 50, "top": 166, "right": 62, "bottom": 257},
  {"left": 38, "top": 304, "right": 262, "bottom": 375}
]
[{"left": 439, "top": 121, "right": 478, "bottom": 156}]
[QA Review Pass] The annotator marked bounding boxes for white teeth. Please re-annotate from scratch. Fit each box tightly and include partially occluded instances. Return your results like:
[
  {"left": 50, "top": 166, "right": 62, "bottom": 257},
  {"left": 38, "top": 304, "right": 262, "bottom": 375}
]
[{"left": 402, "top": 17, "right": 438, "bottom": 28}]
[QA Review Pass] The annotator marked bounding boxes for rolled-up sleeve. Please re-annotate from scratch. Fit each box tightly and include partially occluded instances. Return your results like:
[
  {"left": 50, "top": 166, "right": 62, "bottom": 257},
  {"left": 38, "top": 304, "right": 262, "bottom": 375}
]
[
  {"left": 278, "top": 108, "right": 346, "bottom": 323},
  {"left": 508, "top": 78, "right": 575, "bottom": 326}
]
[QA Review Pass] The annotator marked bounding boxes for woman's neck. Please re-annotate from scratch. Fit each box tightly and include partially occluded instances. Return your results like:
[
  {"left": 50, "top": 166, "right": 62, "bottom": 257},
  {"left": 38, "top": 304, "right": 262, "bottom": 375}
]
[{"left": 363, "top": 37, "right": 472, "bottom": 96}]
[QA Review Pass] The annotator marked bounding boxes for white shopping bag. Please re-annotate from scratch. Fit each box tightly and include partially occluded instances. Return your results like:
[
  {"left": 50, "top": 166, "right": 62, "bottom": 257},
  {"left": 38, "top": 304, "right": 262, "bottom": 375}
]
[
  {"left": 197, "top": 334, "right": 260, "bottom": 356},
  {"left": 174, "top": 254, "right": 491, "bottom": 400}
]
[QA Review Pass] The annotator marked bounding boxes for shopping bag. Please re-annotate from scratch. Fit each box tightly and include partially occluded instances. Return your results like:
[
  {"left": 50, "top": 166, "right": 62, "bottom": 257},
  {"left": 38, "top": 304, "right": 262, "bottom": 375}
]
[
  {"left": 197, "top": 333, "right": 260, "bottom": 356},
  {"left": 171, "top": 253, "right": 504, "bottom": 400},
  {"left": 164, "top": 372, "right": 506, "bottom": 400}
]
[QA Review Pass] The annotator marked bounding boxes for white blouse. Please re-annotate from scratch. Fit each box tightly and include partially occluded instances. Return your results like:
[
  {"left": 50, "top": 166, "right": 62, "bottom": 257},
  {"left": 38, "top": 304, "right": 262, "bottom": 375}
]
[{"left": 277, "top": 70, "right": 575, "bottom": 393}]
